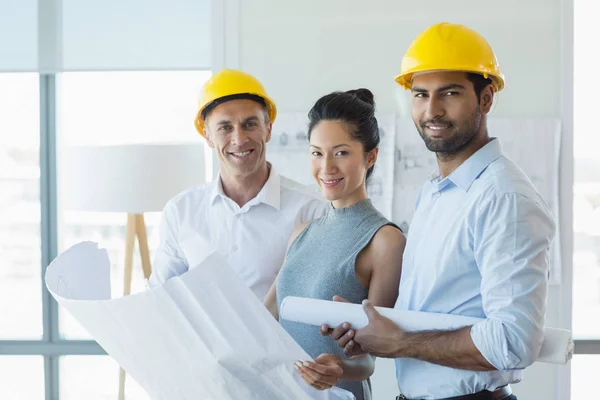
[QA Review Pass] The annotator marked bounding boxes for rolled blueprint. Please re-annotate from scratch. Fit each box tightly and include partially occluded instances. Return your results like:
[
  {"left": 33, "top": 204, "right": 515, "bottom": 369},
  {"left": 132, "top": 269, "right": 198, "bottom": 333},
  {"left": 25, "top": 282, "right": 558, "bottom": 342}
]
[{"left": 280, "top": 297, "right": 573, "bottom": 365}]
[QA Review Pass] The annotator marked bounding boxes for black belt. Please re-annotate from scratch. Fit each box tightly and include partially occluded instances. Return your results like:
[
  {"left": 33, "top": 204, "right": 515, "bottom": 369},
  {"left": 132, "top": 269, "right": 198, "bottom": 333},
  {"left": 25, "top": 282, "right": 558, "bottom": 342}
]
[{"left": 396, "top": 385, "right": 512, "bottom": 400}]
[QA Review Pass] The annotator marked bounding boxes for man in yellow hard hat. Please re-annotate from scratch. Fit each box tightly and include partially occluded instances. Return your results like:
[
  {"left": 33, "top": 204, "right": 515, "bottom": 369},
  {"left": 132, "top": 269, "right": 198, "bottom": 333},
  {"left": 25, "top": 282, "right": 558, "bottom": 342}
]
[
  {"left": 325, "top": 23, "right": 555, "bottom": 399},
  {"left": 149, "top": 69, "right": 327, "bottom": 300}
]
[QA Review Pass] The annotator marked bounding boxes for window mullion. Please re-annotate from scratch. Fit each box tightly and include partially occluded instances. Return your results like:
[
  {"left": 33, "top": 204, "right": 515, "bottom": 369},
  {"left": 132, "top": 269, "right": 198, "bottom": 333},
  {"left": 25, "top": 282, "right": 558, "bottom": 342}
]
[{"left": 40, "top": 73, "right": 60, "bottom": 400}]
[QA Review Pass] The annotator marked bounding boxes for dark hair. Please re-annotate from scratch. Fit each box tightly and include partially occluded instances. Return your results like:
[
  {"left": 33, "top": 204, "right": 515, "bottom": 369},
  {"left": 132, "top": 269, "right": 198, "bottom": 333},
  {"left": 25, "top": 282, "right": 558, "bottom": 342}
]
[
  {"left": 466, "top": 72, "right": 493, "bottom": 103},
  {"left": 307, "top": 88, "right": 379, "bottom": 181}
]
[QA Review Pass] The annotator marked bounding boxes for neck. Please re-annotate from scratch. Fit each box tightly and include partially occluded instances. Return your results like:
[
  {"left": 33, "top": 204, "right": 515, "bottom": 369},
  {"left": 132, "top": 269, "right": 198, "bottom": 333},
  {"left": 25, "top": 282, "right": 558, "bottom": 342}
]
[
  {"left": 437, "top": 127, "right": 490, "bottom": 179},
  {"left": 220, "top": 162, "right": 270, "bottom": 207},
  {"left": 331, "top": 186, "right": 368, "bottom": 209}
]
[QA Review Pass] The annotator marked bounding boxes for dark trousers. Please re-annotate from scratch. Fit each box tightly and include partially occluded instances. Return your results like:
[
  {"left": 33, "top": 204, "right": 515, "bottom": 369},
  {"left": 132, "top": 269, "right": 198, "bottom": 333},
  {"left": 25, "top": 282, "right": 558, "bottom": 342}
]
[{"left": 397, "top": 394, "right": 518, "bottom": 400}]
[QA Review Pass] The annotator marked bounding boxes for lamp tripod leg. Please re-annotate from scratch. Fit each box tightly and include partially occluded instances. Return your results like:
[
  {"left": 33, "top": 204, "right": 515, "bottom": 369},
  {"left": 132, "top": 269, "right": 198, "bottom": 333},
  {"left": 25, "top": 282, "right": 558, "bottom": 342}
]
[
  {"left": 136, "top": 214, "right": 152, "bottom": 280},
  {"left": 118, "top": 214, "right": 137, "bottom": 400}
]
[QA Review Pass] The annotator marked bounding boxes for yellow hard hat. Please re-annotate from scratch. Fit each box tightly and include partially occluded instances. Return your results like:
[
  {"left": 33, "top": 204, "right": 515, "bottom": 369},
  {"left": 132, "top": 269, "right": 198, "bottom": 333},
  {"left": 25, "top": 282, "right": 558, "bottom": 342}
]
[
  {"left": 194, "top": 69, "right": 277, "bottom": 136},
  {"left": 395, "top": 22, "right": 505, "bottom": 92}
]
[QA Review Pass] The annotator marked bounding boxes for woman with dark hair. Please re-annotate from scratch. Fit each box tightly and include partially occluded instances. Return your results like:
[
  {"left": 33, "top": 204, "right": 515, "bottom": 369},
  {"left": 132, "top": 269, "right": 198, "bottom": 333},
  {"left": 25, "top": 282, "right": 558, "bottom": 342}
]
[{"left": 264, "top": 88, "right": 406, "bottom": 400}]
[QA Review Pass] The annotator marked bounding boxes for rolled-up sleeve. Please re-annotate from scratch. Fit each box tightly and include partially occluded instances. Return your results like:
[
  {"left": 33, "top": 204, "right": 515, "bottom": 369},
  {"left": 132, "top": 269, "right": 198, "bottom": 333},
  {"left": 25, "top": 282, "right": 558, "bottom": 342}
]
[
  {"left": 148, "top": 199, "right": 188, "bottom": 288},
  {"left": 470, "top": 192, "right": 556, "bottom": 370}
]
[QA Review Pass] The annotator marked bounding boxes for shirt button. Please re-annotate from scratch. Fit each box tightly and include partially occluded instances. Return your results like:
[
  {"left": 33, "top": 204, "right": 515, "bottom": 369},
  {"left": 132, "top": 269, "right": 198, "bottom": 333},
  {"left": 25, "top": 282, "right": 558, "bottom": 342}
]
[
  {"left": 435, "top": 192, "right": 441, "bottom": 197},
  {"left": 232, "top": 244, "right": 239, "bottom": 251}
]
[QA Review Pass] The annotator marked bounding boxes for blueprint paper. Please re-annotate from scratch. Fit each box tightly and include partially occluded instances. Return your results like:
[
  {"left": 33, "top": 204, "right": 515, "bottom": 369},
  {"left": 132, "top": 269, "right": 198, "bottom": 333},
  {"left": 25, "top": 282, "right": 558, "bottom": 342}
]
[
  {"left": 280, "top": 297, "right": 573, "bottom": 365},
  {"left": 44, "top": 242, "right": 354, "bottom": 400}
]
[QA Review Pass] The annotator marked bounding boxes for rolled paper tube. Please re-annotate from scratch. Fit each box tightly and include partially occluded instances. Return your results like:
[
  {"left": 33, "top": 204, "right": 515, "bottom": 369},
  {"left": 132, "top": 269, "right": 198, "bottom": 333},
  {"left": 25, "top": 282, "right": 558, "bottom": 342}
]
[{"left": 280, "top": 296, "right": 573, "bottom": 365}]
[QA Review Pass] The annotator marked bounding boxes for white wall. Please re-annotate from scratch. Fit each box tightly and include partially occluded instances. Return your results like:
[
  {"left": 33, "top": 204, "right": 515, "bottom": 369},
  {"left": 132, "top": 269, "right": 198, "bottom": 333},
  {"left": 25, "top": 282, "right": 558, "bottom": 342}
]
[
  {"left": 239, "top": 0, "right": 561, "bottom": 117},
  {"left": 221, "top": 0, "right": 573, "bottom": 398}
]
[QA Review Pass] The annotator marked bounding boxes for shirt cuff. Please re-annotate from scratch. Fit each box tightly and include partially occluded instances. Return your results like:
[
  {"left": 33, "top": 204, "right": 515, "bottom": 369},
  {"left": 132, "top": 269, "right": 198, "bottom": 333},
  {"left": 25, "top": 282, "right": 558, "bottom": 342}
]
[{"left": 470, "top": 318, "right": 522, "bottom": 371}]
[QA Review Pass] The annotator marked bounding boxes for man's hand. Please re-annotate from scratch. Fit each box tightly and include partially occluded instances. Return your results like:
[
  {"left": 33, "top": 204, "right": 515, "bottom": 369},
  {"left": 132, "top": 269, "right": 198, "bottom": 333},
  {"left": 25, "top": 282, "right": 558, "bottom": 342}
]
[
  {"left": 353, "top": 300, "right": 406, "bottom": 358},
  {"left": 320, "top": 296, "right": 366, "bottom": 356},
  {"left": 355, "top": 301, "right": 497, "bottom": 370},
  {"left": 322, "top": 299, "right": 498, "bottom": 370},
  {"left": 294, "top": 353, "right": 343, "bottom": 391}
]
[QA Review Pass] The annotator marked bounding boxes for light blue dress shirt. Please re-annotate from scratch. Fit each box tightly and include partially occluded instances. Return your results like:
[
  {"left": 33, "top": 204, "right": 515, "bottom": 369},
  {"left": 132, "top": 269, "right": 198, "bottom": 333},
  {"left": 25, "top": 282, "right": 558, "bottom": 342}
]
[{"left": 394, "top": 138, "right": 556, "bottom": 399}]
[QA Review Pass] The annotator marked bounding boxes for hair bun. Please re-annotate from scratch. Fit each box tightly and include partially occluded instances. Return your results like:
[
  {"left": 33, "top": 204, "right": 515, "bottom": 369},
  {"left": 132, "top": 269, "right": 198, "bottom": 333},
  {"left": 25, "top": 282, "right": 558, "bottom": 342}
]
[{"left": 347, "top": 88, "right": 375, "bottom": 107}]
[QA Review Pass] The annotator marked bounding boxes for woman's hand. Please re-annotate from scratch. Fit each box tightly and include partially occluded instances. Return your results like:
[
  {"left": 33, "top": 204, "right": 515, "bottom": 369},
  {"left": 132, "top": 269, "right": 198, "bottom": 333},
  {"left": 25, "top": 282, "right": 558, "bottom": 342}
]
[{"left": 294, "top": 353, "right": 344, "bottom": 391}]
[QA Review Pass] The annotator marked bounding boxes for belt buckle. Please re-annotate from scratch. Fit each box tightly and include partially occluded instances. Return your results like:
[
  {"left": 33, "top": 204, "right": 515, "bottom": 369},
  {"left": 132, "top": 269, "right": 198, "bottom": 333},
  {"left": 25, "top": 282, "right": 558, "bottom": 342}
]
[{"left": 396, "top": 396, "right": 408, "bottom": 400}]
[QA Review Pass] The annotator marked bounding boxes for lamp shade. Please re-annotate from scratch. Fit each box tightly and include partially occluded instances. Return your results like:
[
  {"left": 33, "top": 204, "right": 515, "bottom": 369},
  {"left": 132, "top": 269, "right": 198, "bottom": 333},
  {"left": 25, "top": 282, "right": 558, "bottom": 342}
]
[{"left": 62, "top": 143, "right": 205, "bottom": 213}]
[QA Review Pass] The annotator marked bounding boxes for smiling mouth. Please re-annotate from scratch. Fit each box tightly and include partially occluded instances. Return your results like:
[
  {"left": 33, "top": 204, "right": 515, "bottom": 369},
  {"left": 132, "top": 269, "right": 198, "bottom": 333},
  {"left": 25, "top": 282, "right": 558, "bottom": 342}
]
[
  {"left": 320, "top": 177, "right": 344, "bottom": 187},
  {"left": 422, "top": 123, "right": 454, "bottom": 138},
  {"left": 229, "top": 149, "right": 254, "bottom": 158},
  {"left": 424, "top": 124, "right": 452, "bottom": 131}
]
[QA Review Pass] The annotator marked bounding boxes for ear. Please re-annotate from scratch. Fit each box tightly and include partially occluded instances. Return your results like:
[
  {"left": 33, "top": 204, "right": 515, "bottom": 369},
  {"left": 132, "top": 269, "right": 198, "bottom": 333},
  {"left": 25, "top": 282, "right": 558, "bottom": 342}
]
[
  {"left": 480, "top": 84, "right": 494, "bottom": 114},
  {"left": 366, "top": 147, "right": 379, "bottom": 170},
  {"left": 265, "top": 120, "right": 273, "bottom": 143}
]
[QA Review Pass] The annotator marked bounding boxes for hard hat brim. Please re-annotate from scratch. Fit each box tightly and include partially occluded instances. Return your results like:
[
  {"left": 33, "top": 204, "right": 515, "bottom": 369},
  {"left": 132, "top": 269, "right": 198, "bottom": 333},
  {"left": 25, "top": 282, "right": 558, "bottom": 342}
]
[{"left": 395, "top": 68, "right": 505, "bottom": 92}]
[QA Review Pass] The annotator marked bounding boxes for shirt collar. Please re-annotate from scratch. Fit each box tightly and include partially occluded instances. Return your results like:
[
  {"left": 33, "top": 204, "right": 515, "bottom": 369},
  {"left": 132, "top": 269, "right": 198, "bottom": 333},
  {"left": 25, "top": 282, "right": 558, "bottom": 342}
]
[
  {"left": 430, "top": 138, "right": 504, "bottom": 192},
  {"left": 260, "top": 164, "right": 281, "bottom": 210},
  {"left": 209, "top": 163, "right": 281, "bottom": 210},
  {"left": 209, "top": 175, "right": 224, "bottom": 204}
]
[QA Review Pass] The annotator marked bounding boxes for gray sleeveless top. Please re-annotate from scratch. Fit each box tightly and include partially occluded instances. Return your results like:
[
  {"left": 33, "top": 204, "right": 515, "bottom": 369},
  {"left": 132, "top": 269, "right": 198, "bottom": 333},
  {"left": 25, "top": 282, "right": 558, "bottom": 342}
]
[{"left": 276, "top": 199, "right": 400, "bottom": 400}]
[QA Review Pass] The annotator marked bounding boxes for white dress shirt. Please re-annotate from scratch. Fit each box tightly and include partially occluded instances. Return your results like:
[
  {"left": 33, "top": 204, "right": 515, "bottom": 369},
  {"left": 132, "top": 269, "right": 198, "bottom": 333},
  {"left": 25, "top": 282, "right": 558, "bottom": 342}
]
[{"left": 148, "top": 166, "right": 327, "bottom": 300}]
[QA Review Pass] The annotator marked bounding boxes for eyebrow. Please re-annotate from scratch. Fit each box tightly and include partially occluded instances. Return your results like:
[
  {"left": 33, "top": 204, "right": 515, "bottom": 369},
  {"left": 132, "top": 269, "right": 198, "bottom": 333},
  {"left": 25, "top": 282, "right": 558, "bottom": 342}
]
[
  {"left": 411, "top": 83, "right": 466, "bottom": 93},
  {"left": 216, "top": 116, "right": 260, "bottom": 126},
  {"left": 310, "top": 144, "right": 351, "bottom": 149}
]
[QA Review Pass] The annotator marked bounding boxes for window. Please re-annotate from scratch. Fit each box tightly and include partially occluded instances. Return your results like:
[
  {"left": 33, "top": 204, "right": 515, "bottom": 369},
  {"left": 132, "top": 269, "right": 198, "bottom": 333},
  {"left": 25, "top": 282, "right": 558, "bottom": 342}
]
[
  {"left": 0, "top": 70, "right": 211, "bottom": 399},
  {"left": 572, "top": 0, "right": 600, "bottom": 397},
  {"left": 1, "top": 0, "right": 214, "bottom": 396},
  {"left": 0, "top": 356, "right": 44, "bottom": 399},
  {"left": 573, "top": 0, "right": 599, "bottom": 335},
  {"left": 60, "top": 356, "right": 148, "bottom": 400},
  {"left": 571, "top": 355, "right": 598, "bottom": 400},
  {"left": 0, "top": 73, "right": 41, "bottom": 339}
]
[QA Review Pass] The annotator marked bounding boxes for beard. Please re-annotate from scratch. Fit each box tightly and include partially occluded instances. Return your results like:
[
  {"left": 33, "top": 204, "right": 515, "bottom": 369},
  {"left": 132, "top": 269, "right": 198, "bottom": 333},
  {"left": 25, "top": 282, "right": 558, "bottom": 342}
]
[{"left": 416, "top": 106, "right": 482, "bottom": 155}]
